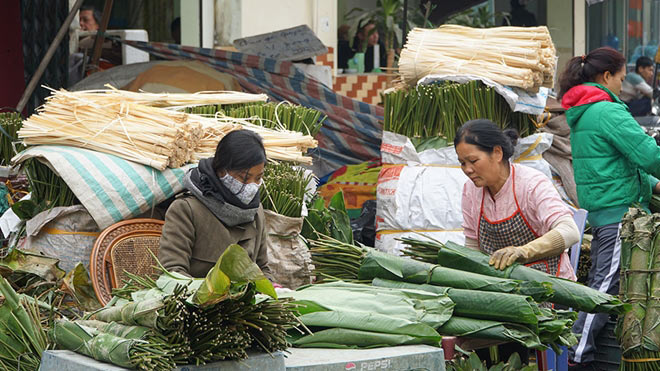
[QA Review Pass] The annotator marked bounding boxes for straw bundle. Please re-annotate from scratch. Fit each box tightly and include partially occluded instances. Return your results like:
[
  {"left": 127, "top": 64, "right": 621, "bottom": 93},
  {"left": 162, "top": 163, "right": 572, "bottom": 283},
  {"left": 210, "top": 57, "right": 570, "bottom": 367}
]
[
  {"left": 399, "top": 25, "right": 557, "bottom": 91},
  {"left": 102, "top": 84, "right": 268, "bottom": 108},
  {"left": 18, "top": 88, "right": 317, "bottom": 168},
  {"left": 191, "top": 119, "right": 318, "bottom": 165},
  {"left": 18, "top": 88, "right": 203, "bottom": 170}
]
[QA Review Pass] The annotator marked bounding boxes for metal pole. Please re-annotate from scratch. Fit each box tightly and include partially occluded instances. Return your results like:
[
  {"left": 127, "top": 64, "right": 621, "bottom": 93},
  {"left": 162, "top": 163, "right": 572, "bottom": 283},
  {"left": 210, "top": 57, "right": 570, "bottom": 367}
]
[
  {"left": 89, "top": 0, "right": 115, "bottom": 72},
  {"left": 401, "top": 0, "right": 408, "bottom": 47},
  {"left": 16, "top": 0, "right": 85, "bottom": 113},
  {"left": 199, "top": 0, "right": 203, "bottom": 47}
]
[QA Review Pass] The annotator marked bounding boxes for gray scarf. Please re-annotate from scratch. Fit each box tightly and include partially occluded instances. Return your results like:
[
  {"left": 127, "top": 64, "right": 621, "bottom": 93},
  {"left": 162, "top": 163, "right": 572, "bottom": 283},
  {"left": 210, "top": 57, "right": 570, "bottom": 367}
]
[{"left": 183, "top": 170, "right": 259, "bottom": 227}]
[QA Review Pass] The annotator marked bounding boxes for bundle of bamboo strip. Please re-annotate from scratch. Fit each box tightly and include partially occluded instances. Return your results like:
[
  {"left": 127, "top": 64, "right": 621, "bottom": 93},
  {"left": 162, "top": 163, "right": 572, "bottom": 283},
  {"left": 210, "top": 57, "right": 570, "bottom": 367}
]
[
  {"left": 399, "top": 25, "right": 556, "bottom": 91},
  {"left": 18, "top": 87, "right": 318, "bottom": 168},
  {"left": 18, "top": 88, "right": 203, "bottom": 170},
  {"left": 101, "top": 84, "right": 268, "bottom": 108},
  {"left": 191, "top": 118, "right": 318, "bottom": 165}
]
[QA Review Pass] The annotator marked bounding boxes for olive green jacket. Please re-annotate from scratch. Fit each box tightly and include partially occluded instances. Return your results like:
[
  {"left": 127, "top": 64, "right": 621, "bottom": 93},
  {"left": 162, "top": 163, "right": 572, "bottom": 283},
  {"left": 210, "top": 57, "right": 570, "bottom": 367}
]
[{"left": 158, "top": 195, "right": 272, "bottom": 279}]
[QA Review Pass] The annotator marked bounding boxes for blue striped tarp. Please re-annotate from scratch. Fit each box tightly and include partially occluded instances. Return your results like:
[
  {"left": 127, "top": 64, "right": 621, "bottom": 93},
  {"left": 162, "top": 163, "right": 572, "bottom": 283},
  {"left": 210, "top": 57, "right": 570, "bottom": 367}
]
[{"left": 13, "top": 145, "right": 194, "bottom": 229}]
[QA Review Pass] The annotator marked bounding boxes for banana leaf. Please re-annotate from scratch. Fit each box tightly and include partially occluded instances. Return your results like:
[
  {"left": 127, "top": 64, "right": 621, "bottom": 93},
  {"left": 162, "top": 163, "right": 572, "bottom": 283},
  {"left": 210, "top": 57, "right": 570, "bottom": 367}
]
[
  {"left": 437, "top": 317, "right": 544, "bottom": 350},
  {"left": 51, "top": 321, "right": 131, "bottom": 368},
  {"left": 401, "top": 238, "right": 628, "bottom": 314},
  {"left": 75, "top": 320, "right": 153, "bottom": 340},
  {"left": 642, "top": 219, "right": 660, "bottom": 352},
  {"left": 279, "top": 281, "right": 450, "bottom": 348},
  {"left": 0, "top": 276, "right": 48, "bottom": 371},
  {"left": 371, "top": 278, "right": 542, "bottom": 326},
  {"left": 62, "top": 263, "right": 102, "bottom": 311},
  {"left": 358, "top": 249, "right": 552, "bottom": 301},
  {"left": 537, "top": 309, "right": 579, "bottom": 351},
  {"left": 618, "top": 210, "right": 656, "bottom": 356},
  {"left": 192, "top": 244, "right": 276, "bottom": 306},
  {"left": 0, "top": 248, "right": 65, "bottom": 282},
  {"left": 93, "top": 297, "right": 163, "bottom": 328},
  {"left": 289, "top": 328, "right": 438, "bottom": 348}
]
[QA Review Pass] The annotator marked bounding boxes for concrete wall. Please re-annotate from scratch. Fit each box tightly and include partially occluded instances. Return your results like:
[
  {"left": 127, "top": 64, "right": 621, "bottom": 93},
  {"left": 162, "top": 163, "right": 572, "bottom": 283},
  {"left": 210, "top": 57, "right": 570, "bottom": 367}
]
[
  {"left": 546, "top": 0, "right": 574, "bottom": 76},
  {"left": 181, "top": 0, "right": 214, "bottom": 48},
  {"left": 216, "top": 0, "right": 337, "bottom": 48}
]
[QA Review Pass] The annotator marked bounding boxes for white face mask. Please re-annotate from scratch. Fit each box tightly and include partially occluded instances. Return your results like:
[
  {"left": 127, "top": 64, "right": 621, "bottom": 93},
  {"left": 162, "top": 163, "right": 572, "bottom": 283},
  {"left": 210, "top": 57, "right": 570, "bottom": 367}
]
[{"left": 220, "top": 173, "right": 262, "bottom": 205}]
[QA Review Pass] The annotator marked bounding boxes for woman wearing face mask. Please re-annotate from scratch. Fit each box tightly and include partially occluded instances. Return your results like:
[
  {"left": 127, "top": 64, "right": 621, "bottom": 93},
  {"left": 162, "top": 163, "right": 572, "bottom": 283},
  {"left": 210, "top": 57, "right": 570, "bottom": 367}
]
[
  {"left": 456, "top": 119, "right": 579, "bottom": 278},
  {"left": 158, "top": 130, "right": 272, "bottom": 279},
  {"left": 559, "top": 47, "right": 660, "bottom": 370}
]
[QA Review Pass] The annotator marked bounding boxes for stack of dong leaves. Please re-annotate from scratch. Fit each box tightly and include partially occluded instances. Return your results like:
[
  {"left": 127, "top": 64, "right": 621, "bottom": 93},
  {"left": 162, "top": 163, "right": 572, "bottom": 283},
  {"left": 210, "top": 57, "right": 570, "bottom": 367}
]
[
  {"left": 618, "top": 208, "right": 660, "bottom": 370},
  {"left": 50, "top": 245, "right": 298, "bottom": 370},
  {"left": 305, "top": 235, "right": 629, "bottom": 352}
]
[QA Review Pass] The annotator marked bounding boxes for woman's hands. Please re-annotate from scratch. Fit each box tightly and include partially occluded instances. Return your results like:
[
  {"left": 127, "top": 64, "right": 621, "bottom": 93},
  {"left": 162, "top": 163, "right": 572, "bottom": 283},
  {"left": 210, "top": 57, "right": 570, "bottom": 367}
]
[{"left": 489, "top": 246, "right": 528, "bottom": 270}]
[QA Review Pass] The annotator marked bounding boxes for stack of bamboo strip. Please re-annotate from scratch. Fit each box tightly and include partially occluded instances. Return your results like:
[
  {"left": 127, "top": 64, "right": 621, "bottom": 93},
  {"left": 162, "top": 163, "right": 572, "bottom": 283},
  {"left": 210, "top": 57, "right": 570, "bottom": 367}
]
[
  {"left": 399, "top": 25, "right": 556, "bottom": 91},
  {"left": 101, "top": 84, "right": 268, "bottom": 108},
  {"left": 18, "top": 87, "right": 318, "bottom": 168},
  {"left": 190, "top": 117, "right": 318, "bottom": 164},
  {"left": 18, "top": 88, "right": 203, "bottom": 170}
]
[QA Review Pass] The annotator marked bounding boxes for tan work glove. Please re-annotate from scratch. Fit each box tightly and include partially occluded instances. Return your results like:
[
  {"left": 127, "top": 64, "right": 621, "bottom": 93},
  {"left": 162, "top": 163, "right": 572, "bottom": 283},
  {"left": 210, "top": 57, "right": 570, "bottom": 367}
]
[{"left": 488, "top": 230, "right": 564, "bottom": 270}]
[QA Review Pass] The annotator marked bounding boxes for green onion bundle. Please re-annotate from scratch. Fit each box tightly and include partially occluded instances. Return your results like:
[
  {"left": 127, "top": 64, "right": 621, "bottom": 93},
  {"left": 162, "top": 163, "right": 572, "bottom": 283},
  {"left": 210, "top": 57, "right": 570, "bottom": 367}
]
[
  {"left": 0, "top": 112, "right": 24, "bottom": 166},
  {"left": 188, "top": 289, "right": 296, "bottom": 364},
  {"left": 308, "top": 235, "right": 366, "bottom": 283},
  {"left": 93, "top": 245, "right": 297, "bottom": 367},
  {"left": 93, "top": 285, "right": 192, "bottom": 363},
  {"left": 261, "top": 162, "right": 312, "bottom": 218},
  {"left": 187, "top": 102, "right": 326, "bottom": 136},
  {"left": 22, "top": 158, "right": 76, "bottom": 208},
  {"left": 245, "top": 297, "right": 298, "bottom": 353},
  {"left": 383, "top": 81, "right": 536, "bottom": 141}
]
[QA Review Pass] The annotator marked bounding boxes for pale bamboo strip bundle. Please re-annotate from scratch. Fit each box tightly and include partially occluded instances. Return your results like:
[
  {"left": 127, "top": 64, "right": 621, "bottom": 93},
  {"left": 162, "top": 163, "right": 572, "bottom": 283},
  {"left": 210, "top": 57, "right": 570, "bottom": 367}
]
[
  {"left": 439, "top": 24, "right": 555, "bottom": 50},
  {"left": 399, "top": 25, "right": 557, "bottom": 91},
  {"left": 18, "top": 88, "right": 203, "bottom": 170},
  {"left": 100, "top": 84, "right": 268, "bottom": 107},
  {"left": 191, "top": 117, "right": 318, "bottom": 165},
  {"left": 399, "top": 50, "right": 540, "bottom": 90}
]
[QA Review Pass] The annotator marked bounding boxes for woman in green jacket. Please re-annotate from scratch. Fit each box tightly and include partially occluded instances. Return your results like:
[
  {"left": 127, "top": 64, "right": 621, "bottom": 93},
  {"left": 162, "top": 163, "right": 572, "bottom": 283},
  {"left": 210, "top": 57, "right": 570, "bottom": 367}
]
[
  {"left": 158, "top": 130, "right": 272, "bottom": 279},
  {"left": 559, "top": 47, "right": 660, "bottom": 370}
]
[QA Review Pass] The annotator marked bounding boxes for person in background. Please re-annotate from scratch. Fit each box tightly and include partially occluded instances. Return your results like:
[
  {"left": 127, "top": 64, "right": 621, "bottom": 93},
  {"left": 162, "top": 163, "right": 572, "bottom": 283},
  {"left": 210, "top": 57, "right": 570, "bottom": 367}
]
[
  {"left": 79, "top": 4, "right": 101, "bottom": 31},
  {"left": 353, "top": 21, "right": 386, "bottom": 72},
  {"left": 337, "top": 24, "right": 354, "bottom": 70},
  {"left": 507, "top": 0, "right": 537, "bottom": 27},
  {"left": 559, "top": 46, "right": 660, "bottom": 371},
  {"left": 620, "top": 56, "right": 655, "bottom": 116},
  {"left": 171, "top": 17, "right": 181, "bottom": 44},
  {"left": 158, "top": 130, "right": 273, "bottom": 279},
  {"left": 455, "top": 119, "right": 580, "bottom": 364}
]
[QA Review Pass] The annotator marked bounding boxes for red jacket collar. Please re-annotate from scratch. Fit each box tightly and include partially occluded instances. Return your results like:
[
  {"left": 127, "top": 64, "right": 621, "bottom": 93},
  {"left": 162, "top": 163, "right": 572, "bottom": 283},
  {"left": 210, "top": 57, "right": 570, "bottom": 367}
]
[{"left": 561, "top": 85, "right": 613, "bottom": 110}]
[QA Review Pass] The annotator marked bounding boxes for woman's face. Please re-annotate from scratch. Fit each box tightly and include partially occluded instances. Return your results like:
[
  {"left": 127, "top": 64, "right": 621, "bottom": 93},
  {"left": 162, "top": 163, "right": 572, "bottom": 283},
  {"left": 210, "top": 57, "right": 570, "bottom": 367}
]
[
  {"left": 226, "top": 163, "right": 265, "bottom": 184},
  {"left": 600, "top": 66, "right": 626, "bottom": 96},
  {"left": 456, "top": 141, "right": 504, "bottom": 188}
]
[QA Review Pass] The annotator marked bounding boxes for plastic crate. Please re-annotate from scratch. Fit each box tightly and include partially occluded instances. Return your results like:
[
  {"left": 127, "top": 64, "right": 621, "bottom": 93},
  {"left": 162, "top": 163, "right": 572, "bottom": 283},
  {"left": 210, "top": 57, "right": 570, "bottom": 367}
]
[{"left": 593, "top": 318, "right": 621, "bottom": 371}]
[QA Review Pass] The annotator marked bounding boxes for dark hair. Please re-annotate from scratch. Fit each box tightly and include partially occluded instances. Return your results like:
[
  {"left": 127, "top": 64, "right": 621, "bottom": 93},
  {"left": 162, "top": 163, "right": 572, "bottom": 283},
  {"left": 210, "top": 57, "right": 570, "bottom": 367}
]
[
  {"left": 212, "top": 130, "right": 266, "bottom": 174},
  {"left": 454, "top": 119, "right": 519, "bottom": 161},
  {"left": 170, "top": 17, "right": 181, "bottom": 34},
  {"left": 636, "top": 56, "right": 653, "bottom": 73},
  {"left": 80, "top": 5, "right": 102, "bottom": 26},
  {"left": 558, "top": 47, "right": 626, "bottom": 100}
]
